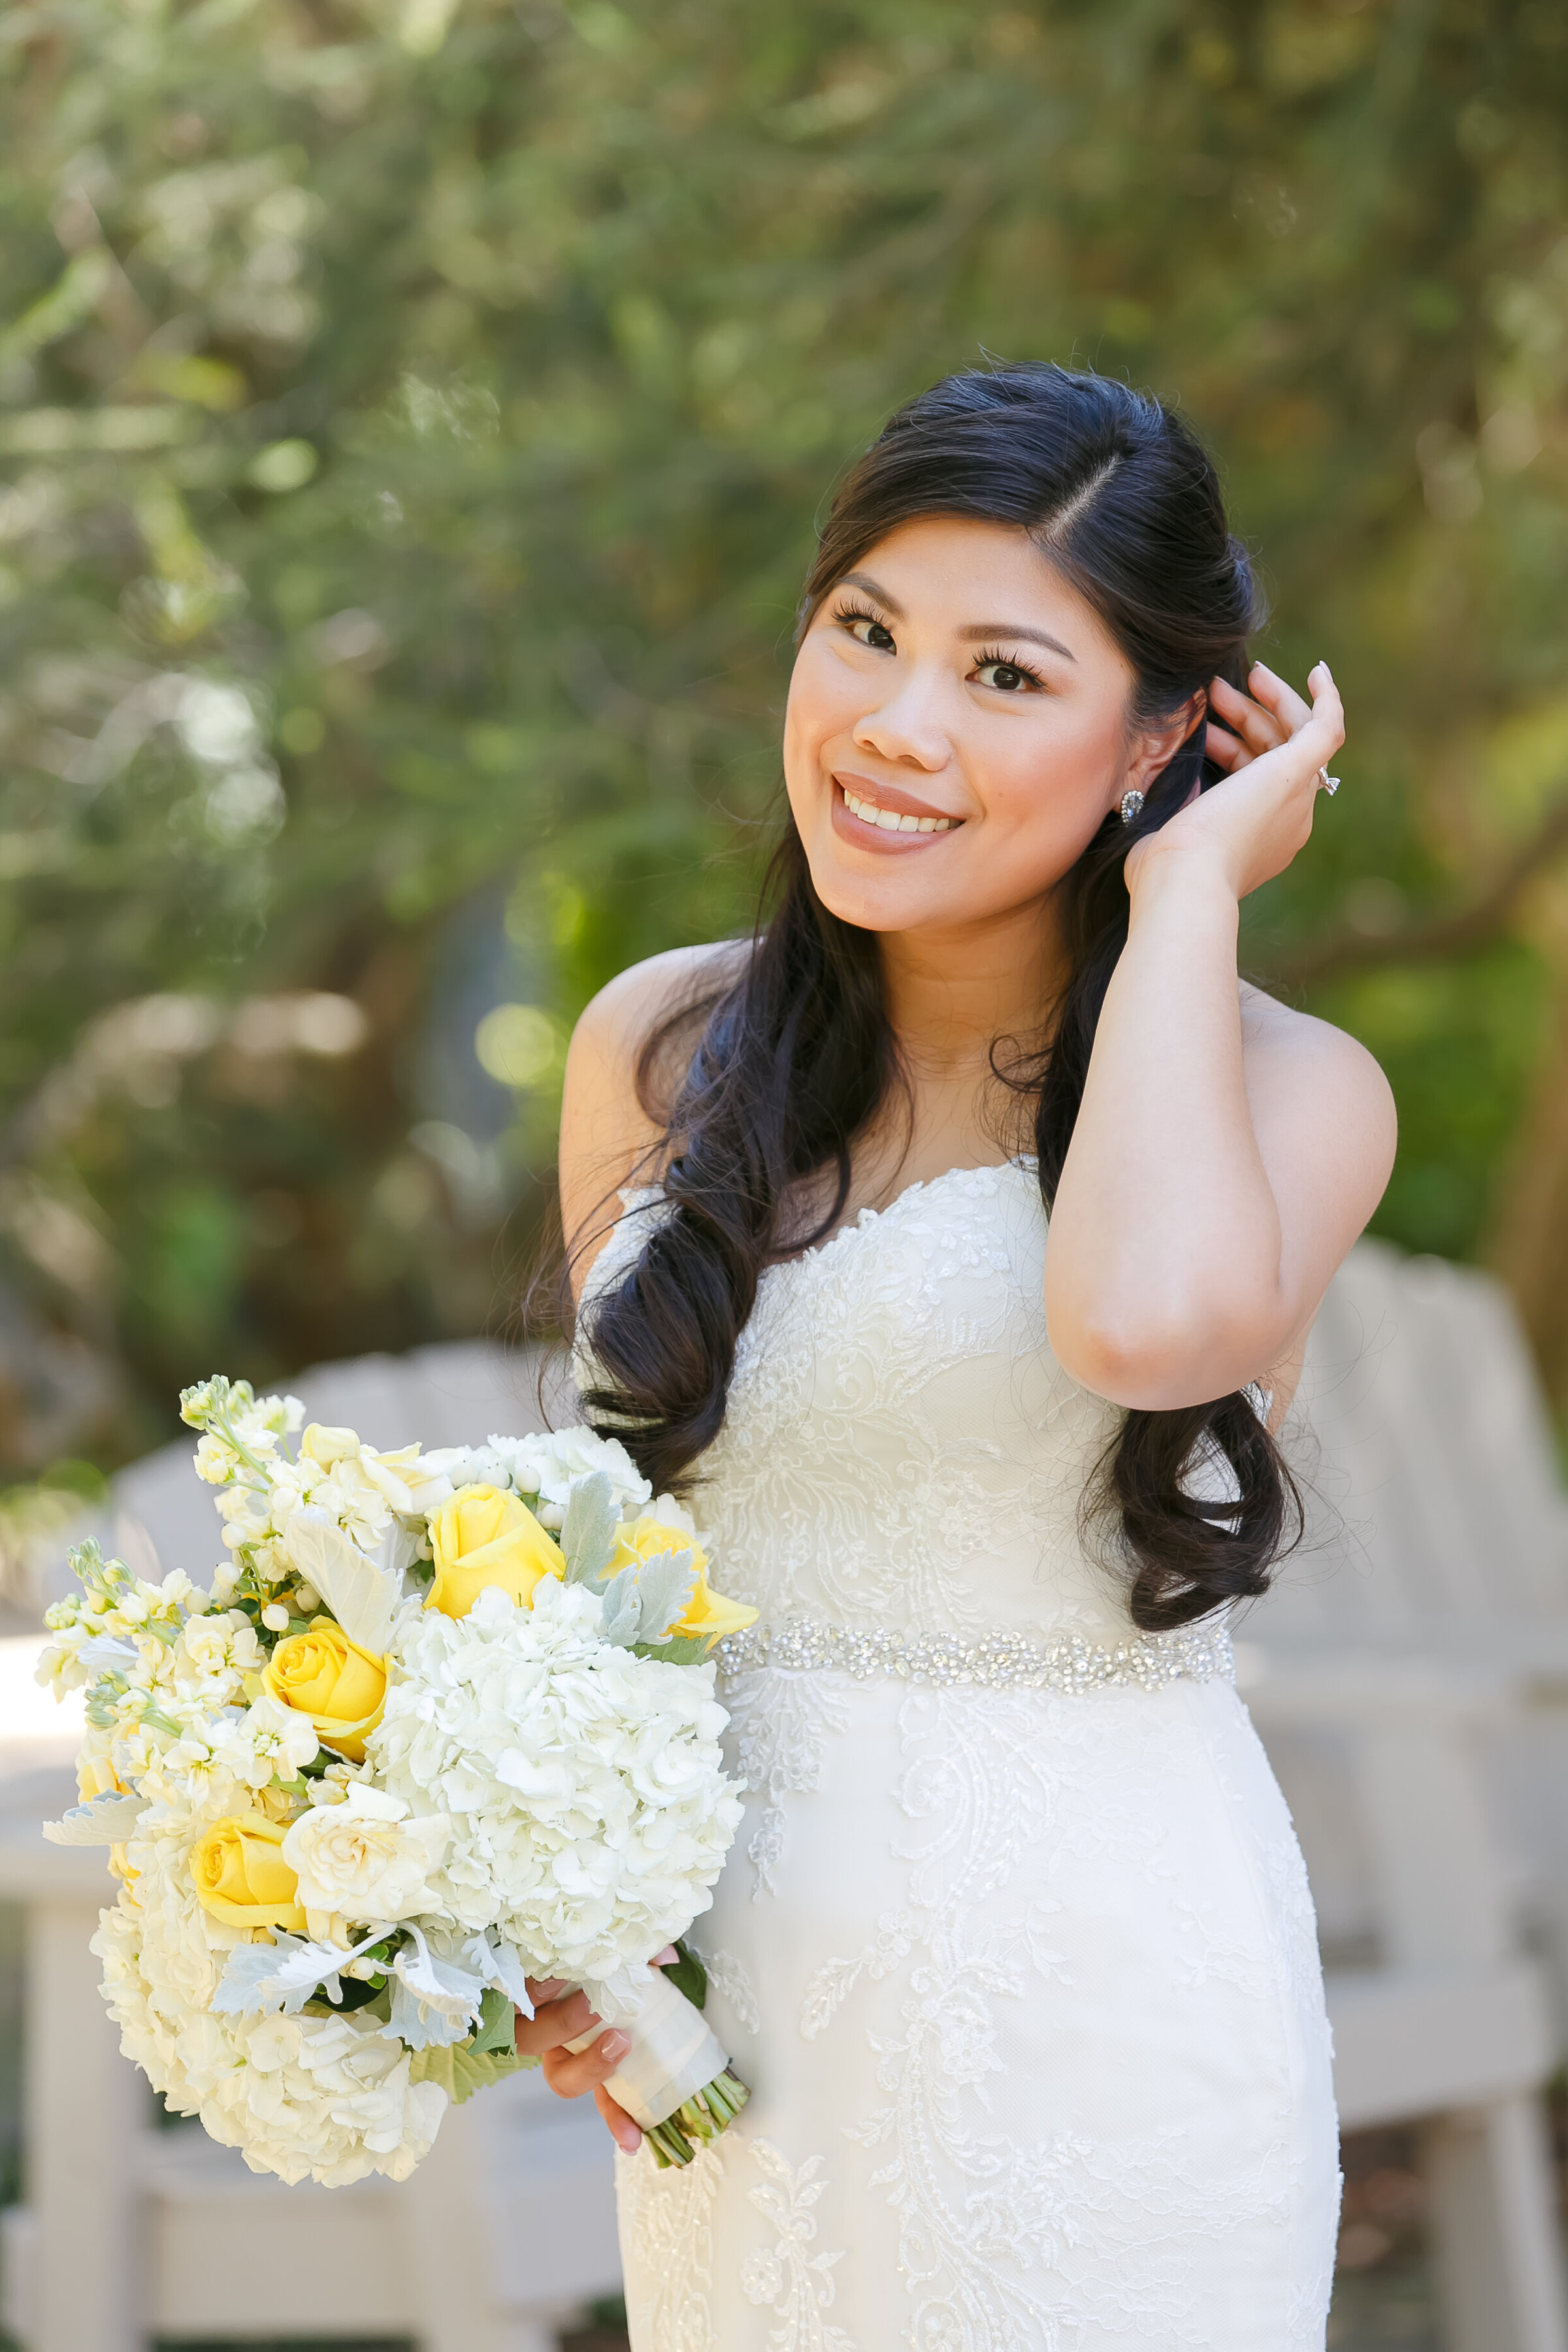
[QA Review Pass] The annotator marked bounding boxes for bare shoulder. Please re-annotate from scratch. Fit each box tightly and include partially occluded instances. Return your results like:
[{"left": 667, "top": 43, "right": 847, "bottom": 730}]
[
  {"left": 1238, "top": 980, "right": 1397, "bottom": 1212},
  {"left": 1239, "top": 979, "right": 1391, "bottom": 1093},
  {"left": 559, "top": 939, "right": 747, "bottom": 1292}
]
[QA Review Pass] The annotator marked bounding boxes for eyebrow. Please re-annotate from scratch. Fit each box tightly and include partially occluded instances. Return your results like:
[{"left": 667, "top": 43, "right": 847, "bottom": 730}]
[{"left": 835, "top": 572, "right": 1077, "bottom": 664}]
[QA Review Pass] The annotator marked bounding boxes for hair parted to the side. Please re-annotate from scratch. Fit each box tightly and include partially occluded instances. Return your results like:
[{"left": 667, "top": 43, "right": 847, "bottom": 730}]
[{"left": 575, "top": 361, "right": 1301, "bottom": 1631}]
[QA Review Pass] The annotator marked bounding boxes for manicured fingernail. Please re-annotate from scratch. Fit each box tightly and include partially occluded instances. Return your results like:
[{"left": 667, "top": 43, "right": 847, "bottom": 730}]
[
  {"left": 601, "top": 2030, "right": 631, "bottom": 2061},
  {"left": 1314, "top": 660, "right": 1333, "bottom": 681},
  {"left": 653, "top": 1946, "right": 679, "bottom": 1967},
  {"left": 617, "top": 2123, "right": 642, "bottom": 2152}
]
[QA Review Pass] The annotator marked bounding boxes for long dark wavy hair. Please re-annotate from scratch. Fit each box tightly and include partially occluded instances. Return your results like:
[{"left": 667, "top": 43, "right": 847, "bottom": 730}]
[{"left": 574, "top": 362, "right": 1301, "bottom": 1632}]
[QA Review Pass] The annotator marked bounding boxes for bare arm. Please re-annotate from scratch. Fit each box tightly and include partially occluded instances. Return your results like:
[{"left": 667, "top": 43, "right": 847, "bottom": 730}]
[
  {"left": 558, "top": 940, "right": 742, "bottom": 1304},
  {"left": 1044, "top": 663, "right": 1397, "bottom": 1410}
]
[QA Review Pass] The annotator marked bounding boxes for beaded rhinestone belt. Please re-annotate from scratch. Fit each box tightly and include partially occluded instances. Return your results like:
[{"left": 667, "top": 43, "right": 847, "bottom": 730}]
[{"left": 713, "top": 1618, "right": 1234, "bottom": 1694}]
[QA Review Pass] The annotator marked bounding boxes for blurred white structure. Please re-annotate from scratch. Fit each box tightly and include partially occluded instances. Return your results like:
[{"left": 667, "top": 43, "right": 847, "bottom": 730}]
[{"left": 3, "top": 1255, "right": 1568, "bottom": 2349}]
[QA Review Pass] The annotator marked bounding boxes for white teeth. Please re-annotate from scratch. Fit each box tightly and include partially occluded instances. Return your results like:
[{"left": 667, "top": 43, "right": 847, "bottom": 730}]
[{"left": 840, "top": 785, "right": 954, "bottom": 834}]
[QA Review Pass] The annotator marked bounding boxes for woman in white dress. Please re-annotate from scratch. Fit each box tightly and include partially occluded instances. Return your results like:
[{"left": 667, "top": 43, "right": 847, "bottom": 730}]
[{"left": 521, "top": 363, "right": 1396, "bottom": 2349}]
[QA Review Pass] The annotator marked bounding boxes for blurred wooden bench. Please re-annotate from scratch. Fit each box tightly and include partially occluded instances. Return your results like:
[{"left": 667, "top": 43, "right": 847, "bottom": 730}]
[{"left": 1243, "top": 1239, "right": 1568, "bottom": 2352}]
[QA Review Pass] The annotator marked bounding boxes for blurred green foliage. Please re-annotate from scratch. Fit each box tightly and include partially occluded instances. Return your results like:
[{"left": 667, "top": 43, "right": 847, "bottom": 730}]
[{"left": 2, "top": 0, "right": 1567, "bottom": 1471}]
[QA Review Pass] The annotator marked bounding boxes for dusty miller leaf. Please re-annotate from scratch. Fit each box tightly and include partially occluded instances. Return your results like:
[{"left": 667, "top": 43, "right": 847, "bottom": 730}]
[
  {"left": 560, "top": 1470, "right": 617, "bottom": 1586},
  {"left": 629, "top": 1546, "right": 697, "bottom": 1642},
  {"left": 596, "top": 1563, "right": 645, "bottom": 1648},
  {"left": 42, "top": 1792, "right": 146, "bottom": 1846}
]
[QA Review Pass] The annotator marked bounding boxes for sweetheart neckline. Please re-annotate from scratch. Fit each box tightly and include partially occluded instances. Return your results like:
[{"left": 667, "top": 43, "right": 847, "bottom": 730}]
[{"left": 757, "top": 1152, "right": 1041, "bottom": 1281}]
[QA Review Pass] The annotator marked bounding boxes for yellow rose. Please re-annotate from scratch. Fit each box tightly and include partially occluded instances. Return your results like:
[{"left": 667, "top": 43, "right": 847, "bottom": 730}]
[
  {"left": 424, "top": 1484, "right": 564, "bottom": 1619},
  {"left": 190, "top": 1812, "right": 308, "bottom": 1931},
  {"left": 261, "top": 1620, "right": 389, "bottom": 1763},
  {"left": 610, "top": 1517, "right": 759, "bottom": 1647}
]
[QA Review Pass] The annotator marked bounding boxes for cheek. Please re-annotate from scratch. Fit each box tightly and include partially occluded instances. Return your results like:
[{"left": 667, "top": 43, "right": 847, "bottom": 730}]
[
  {"left": 977, "top": 716, "right": 1119, "bottom": 858},
  {"left": 782, "top": 651, "right": 845, "bottom": 813}
]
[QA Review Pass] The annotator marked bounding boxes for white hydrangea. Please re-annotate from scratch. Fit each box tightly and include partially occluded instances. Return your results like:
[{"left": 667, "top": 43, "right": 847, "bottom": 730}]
[
  {"left": 91, "top": 1782, "right": 444, "bottom": 2185},
  {"left": 420, "top": 1426, "right": 652, "bottom": 1520},
  {"left": 370, "top": 1580, "right": 742, "bottom": 2014}
]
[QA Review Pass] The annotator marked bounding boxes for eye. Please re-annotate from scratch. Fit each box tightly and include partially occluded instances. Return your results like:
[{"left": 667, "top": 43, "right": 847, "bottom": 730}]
[
  {"left": 834, "top": 603, "right": 896, "bottom": 653},
  {"left": 972, "top": 651, "right": 1044, "bottom": 694}
]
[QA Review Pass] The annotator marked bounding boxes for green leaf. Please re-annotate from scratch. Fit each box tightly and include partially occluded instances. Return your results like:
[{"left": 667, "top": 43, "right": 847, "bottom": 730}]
[
  {"left": 633, "top": 1633, "right": 715, "bottom": 1665},
  {"left": 664, "top": 1940, "right": 707, "bottom": 2010},
  {"left": 408, "top": 2040, "right": 532, "bottom": 2105},
  {"left": 468, "top": 1983, "right": 517, "bottom": 2057}
]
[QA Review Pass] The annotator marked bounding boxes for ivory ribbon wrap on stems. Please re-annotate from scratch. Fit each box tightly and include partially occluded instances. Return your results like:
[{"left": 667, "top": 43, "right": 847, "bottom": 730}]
[{"left": 564, "top": 1964, "right": 733, "bottom": 2131}]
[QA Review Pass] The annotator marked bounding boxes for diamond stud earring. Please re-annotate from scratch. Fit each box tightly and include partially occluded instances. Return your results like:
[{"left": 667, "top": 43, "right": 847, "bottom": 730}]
[{"left": 1119, "top": 789, "right": 1145, "bottom": 825}]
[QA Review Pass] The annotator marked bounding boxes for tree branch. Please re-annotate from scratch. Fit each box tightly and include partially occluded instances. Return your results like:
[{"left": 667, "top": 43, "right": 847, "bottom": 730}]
[{"left": 1260, "top": 783, "right": 1568, "bottom": 992}]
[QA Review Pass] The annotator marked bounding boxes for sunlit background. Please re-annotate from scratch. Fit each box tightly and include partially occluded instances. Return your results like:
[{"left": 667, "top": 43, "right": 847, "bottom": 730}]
[{"left": 3, "top": 2, "right": 1568, "bottom": 2345}]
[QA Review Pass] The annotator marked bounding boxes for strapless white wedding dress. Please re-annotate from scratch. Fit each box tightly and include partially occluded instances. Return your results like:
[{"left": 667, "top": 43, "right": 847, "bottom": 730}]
[{"left": 582, "top": 1158, "right": 1339, "bottom": 2351}]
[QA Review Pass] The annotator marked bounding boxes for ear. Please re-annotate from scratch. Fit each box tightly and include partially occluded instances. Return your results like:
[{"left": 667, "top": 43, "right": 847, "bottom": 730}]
[{"left": 1120, "top": 692, "right": 1206, "bottom": 804}]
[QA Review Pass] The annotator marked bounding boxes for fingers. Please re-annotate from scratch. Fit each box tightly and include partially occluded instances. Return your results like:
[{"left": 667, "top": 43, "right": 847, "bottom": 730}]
[
  {"left": 1207, "top": 662, "right": 1343, "bottom": 786},
  {"left": 541, "top": 2025, "right": 632, "bottom": 2101},
  {"left": 1244, "top": 661, "right": 1312, "bottom": 736},
  {"left": 1203, "top": 720, "right": 1249, "bottom": 772},
  {"left": 595, "top": 2082, "right": 644, "bottom": 2155},
  {"left": 1209, "top": 672, "right": 1288, "bottom": 760},
  {"left": 515, "top": 1985, "right": 601, "bottom": 2058},
  {"left": 1298, "top": 660, "right": 1347, "bottom": 768}
]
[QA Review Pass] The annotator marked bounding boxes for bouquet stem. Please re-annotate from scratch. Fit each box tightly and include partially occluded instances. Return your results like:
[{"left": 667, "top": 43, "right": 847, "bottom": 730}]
[
  {"left": 644, "top": 2068, "right": 751, "bottom": 2168},
  {"left": 566, "top": 1963, "right": 749, "bottom": 2164}
]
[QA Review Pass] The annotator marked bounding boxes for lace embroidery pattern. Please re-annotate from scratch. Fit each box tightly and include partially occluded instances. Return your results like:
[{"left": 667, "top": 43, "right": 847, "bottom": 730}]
[
  {"left": 615, "top": 2137, "right": 725, "bottom": 2352},
  {"left": 687, "top": 1938, "right": 762, "bottom": 2037},
  {"left": 740, "top": 2139, "right": 857, "bottom": 2352}
]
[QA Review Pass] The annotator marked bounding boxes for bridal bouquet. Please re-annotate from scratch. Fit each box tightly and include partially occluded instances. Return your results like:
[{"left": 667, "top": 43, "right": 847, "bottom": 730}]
[{"left": 38, "top": 1377, "right": 756, "bottom": 2185}]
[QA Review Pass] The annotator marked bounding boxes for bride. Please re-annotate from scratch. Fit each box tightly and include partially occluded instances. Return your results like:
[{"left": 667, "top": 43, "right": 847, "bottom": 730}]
[{"left": 522, "top": 363, "right": 1395, "bottom": 2349}]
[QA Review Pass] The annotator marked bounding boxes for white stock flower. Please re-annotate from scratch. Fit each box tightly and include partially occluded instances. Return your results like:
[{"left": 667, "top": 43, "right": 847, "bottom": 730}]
[
  {"left": 280, "top": 1784, "right": 449, "bottom": 1923},
  {"left": 215, "top": 1695, "right": 321, "bottom": 1788}
]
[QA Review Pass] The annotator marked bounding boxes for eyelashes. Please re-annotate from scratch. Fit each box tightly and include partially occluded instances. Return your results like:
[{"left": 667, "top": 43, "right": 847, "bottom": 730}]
[
  {"left": 831, "top": 600, "right": 892, "bottom": 643},
  {"left": 970, "top": 645, "right": 1046, "bottom": 693},
  {"left": 830, "top": 604, "right": 1045, "bottom": 693}
]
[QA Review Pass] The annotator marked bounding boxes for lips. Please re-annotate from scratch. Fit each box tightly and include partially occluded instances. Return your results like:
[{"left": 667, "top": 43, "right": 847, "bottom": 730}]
[{"left": 831, "top": 776, "right": 964, "bottom": 841}]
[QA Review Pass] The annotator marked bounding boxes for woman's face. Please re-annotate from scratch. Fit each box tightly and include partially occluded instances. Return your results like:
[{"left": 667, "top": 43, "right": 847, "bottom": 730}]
[{"left": 784, "top": 515, "right": 1171, "bottom": 937}]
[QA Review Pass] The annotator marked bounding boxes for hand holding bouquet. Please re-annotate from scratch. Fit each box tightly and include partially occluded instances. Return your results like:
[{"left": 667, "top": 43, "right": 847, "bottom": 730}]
[{"left": 39, "top": 1377, "right": 756, "bottom": 2184}]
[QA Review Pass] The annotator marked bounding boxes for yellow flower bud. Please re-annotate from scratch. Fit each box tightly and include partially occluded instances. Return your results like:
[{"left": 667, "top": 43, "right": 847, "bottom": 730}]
[
  {"left": 424, "top": 1484, "right": 564, "bottom": 1620},
  {"left": 262, "top": 1620, "right": 389, "bottom": 1763},
  {"left": 190, "top": 1812, "right": 308, "bottom": 1931}
]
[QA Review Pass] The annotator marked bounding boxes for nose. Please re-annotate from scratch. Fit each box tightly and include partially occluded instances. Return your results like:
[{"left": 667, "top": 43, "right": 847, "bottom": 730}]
[{"left": 851, "top": 666, "right": 950, "bottom": 772}]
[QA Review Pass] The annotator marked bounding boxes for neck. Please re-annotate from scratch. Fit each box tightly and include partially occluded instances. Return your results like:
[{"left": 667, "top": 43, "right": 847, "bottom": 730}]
[{"left": 878, "top": 894, "right": 1063, "bottom": 1078}]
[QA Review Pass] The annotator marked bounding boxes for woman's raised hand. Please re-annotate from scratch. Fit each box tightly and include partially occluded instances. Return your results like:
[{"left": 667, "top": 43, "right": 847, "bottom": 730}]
[{"left": 1124, "top": 660, "right": 1345, "bottom": 906}]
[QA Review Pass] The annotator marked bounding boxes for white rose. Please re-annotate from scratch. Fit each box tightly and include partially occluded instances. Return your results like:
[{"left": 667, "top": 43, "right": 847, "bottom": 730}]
[{"left": 280, "top": 1784, "right": 449, "bottom": 1922}]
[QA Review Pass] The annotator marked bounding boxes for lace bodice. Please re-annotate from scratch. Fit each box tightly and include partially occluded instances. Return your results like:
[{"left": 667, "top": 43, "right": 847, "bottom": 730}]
[{"left": 583, "top": 1156, "right": 1137, "bottom": 1645}]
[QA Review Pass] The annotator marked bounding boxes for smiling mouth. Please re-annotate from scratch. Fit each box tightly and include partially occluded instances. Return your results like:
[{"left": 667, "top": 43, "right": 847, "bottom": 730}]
[{"left": 838, "top": 783, "right": 960, "bottom": 835}]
